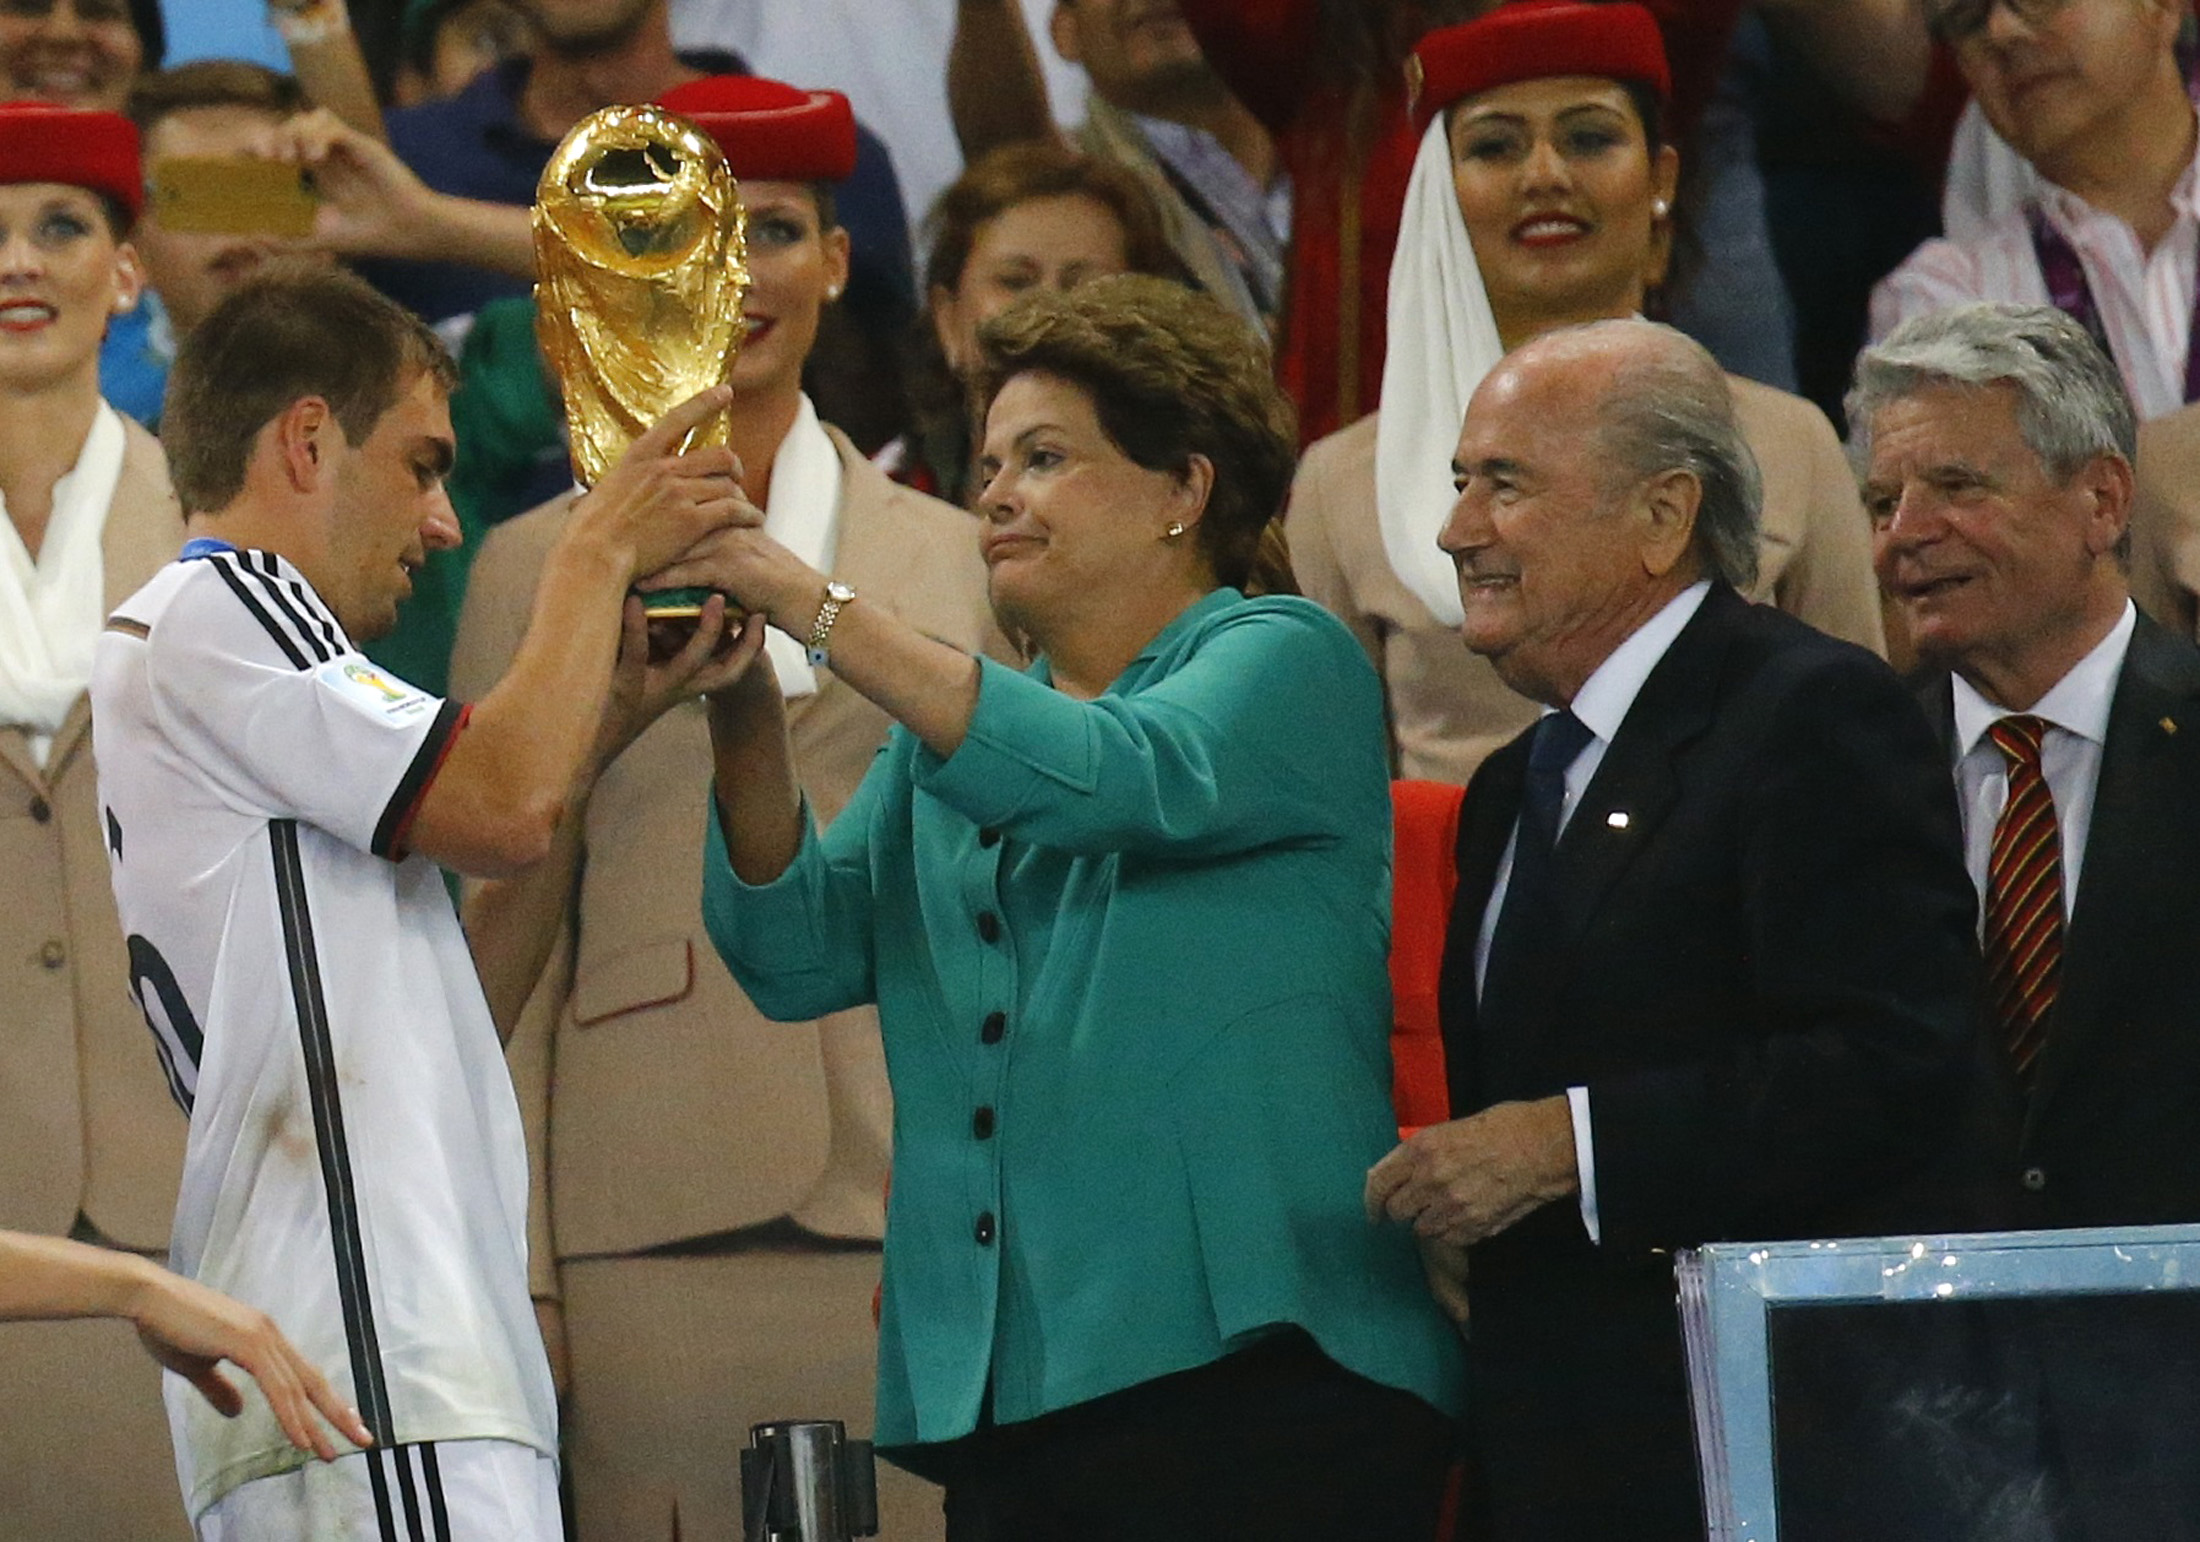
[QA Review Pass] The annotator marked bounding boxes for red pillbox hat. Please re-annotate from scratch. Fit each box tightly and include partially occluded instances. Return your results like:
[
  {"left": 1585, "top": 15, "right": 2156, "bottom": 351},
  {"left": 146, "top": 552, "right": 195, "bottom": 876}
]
[
  {"left": 1407, "top": 1, "right": 1670, "bottom": 134},
  {"left": 656, "top": 76, "right": 858, "bottom": 183},
  {"left": 0, "top": 100, "right": 142, "bottom": 219}
]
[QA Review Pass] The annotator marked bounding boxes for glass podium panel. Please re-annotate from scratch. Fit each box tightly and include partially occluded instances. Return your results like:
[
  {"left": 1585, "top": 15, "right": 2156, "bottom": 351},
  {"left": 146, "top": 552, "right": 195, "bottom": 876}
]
[{"left": 1680, "top": 1226, "right": 2200, "bottom": 1541}]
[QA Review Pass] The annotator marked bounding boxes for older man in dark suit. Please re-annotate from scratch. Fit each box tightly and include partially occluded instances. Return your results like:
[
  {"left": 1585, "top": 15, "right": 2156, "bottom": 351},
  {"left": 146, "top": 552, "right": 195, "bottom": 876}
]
[
  {"left": 1829, "top": 302, "right": 2200, "bottom": 1539},
  {"left": 1365, "top": 318, "right": 1980, "bottom": 1542},
  {"left": 1860, "top": 302, "right": 2200, "bottom": 1231}
]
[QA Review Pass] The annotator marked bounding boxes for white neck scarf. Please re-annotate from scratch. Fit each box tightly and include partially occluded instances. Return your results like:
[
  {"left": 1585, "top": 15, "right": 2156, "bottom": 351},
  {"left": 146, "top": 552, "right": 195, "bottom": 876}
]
[
  {"left": 1374, "top": 116, "right": 1507, "bottom": 629},
  {"left": 0, "top": 402, "right": 123, "bottom": 765},
  {"left": 759, "top": 394, "right": 844, "bottom": 699}
]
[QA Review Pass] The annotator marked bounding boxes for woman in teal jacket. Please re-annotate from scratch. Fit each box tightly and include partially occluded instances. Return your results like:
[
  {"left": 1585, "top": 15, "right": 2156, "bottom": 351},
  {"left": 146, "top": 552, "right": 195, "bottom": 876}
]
[{"left": 684, "top": 276, "right": 1464, "bottom": 1537}]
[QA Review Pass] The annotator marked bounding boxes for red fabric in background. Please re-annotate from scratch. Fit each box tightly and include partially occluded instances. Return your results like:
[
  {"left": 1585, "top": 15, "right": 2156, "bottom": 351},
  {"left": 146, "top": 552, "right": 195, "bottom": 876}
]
[{"left": 1389, "top": 779, "right": 1466, "bottom": 1134}]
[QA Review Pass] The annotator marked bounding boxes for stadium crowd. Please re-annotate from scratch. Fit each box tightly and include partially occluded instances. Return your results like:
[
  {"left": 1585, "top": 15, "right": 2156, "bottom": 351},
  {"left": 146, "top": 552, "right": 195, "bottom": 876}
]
[{"left": 6, "top": 0, "right": 2200, "bottom": 1537}]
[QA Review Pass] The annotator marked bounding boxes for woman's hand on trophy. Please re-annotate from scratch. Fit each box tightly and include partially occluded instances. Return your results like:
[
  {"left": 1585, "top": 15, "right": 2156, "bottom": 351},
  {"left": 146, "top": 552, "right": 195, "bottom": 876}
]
[
  {"left": 637, "top": 521, "right": 821, "bottom": 641},
  {"left": 592, "top": 594, "right": 766, "bottom": 766},
  {"left": 571, "top": 387, "right": 749, "bottom": 579}
]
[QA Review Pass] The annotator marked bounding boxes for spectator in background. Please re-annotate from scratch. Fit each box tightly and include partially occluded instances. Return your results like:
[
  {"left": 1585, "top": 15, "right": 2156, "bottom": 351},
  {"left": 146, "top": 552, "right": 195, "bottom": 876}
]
[
  {"left": 670, "top": 0, "right": 1090, "bottom": 250},
  {"left": 104, "top": 60, "right": 307, "bottom": 426},
  {"left": 893, "top": 140, "right": 1177, "bottom": 501},
  {"left": 1872, "top": 0, "right": 2200, "bottom": 420},
  {"left": 453, "top": 77, "right": 1000, "bottom": 1542},
  {"left": 0, "top": 98, "right": 191, "bottom": 1542},
  {"left": 948, "top": 0, "right": 1289, "bottom": 338},
  {"left": 1287, "top": 0, "right": 1883, "bottom": 785},
  {"left": 0, "top": 0, "right": 162, "bottom": 111},
  {"left": 367, "top": 0, "right": 912, "bottom": 345},
  {"left": 392, "top": 0, "right": 535, "bottom": 106}
]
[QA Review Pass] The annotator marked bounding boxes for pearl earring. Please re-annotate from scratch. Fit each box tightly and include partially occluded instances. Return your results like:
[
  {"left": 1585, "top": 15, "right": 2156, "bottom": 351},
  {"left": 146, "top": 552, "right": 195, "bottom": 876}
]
[
  {"left": 826, "top": 284, "right": 842, "bottom": 300},
  {"left": 1652, "top": 197, "right": 1670, "bottom": 219}
]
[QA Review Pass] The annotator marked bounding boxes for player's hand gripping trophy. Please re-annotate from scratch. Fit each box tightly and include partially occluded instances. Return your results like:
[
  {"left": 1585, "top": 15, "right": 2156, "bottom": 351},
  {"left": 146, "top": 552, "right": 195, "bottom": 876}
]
[{"left": 534, "top": 103, "right": 750, "bottom": 646}]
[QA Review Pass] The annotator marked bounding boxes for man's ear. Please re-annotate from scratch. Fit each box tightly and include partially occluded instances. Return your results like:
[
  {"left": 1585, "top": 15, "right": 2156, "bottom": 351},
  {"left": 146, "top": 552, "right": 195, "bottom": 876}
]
[
  {"left": 273, "top": 396, "right": 335, "bottom": 493},
  {"left": 1635, "top": 467, "right": 1702, "bottom": 579},
  {"left": 2079, "top": 451, "right": 2136, "bottom": 559}
]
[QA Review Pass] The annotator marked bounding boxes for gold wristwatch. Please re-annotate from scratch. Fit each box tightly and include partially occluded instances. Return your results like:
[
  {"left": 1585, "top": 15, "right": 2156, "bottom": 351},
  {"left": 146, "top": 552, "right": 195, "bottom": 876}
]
[{"left": 806, "top": 581, "right": 856, "bottom": 667}]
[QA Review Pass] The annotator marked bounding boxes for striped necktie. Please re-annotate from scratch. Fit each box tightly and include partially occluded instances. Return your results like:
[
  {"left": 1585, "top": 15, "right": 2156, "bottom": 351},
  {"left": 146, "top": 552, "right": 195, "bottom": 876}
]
[{"left": 1983, "top": 716, "right": 2064, "bottom": 1082}]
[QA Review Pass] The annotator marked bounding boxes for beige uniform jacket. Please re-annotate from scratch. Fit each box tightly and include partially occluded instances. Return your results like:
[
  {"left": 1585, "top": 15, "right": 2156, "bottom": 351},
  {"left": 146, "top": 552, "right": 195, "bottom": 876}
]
[
  {"left": 450, "top": 430, "right": 1000, "bottom": 1293},
  {"left": 1286, "top": 380, "right": 1886, "bottom": 784},
  {"left": 2, "top": 419, "right": 185, "bottom": 1247},
  {"left": 2132, "top": 403, "right": 2200, "bottom": 641}
]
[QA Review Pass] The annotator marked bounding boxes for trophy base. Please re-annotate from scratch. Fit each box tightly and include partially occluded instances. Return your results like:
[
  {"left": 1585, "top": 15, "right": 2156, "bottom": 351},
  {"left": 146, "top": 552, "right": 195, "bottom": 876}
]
[{"left": 634, "top": 587, "right": 741, "bottom": 662}]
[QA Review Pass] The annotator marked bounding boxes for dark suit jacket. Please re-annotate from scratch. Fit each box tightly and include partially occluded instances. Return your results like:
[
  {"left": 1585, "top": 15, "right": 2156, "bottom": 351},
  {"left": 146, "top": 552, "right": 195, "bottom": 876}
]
[
  {"left": 1918, "top": 610, "right": 2200, "bottom": 1230},
  {"left": 1439, "top": 583, "right": 1980, "bottom": 1541}
]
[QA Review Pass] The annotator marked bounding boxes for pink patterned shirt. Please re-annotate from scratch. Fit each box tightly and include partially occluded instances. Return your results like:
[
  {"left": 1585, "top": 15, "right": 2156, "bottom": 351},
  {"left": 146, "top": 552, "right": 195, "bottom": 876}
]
[{"left": 1871, "top": 120, "right": 2200, "bottom": 422}]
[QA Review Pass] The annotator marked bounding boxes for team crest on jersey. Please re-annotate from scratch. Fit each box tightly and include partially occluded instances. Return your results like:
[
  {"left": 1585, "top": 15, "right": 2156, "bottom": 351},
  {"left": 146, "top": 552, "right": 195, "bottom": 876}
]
[{"left": 320, "top": 659, "right": 434, "bottom": 723}]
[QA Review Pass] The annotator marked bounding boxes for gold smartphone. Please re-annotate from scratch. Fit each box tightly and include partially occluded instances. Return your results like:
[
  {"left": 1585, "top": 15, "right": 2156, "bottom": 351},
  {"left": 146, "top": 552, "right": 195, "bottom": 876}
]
[{"left": 145, "top": 157, "right": 318, "bottom": 239}]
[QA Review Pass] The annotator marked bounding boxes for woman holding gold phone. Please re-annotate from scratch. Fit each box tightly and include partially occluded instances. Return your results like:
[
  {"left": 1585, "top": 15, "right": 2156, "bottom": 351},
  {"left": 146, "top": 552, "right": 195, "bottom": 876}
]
[
  {"left": 0, "top": 100, "right": 197, "bottom": 1537},
  {"left": 449, "top": 77, "right": 998, "bottom": 1540}
]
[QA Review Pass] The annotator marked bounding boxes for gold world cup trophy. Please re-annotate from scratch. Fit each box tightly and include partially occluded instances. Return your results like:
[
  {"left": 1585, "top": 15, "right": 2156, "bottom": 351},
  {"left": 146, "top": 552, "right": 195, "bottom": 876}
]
[{"left": 534, "top": 103, "right": 750, "bottom": 630}]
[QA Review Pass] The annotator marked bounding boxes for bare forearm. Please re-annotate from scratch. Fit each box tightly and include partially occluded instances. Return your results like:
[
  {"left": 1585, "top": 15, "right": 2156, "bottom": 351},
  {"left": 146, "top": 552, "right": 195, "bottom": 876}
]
[
  {"left": 286, "top": 32, "right": 386, "bottom": 140},
  {"left": 707, "top": 676, "right": 804, "bottom": 886},
  {"left": 406, "top": 194, "right": 536, "bottom": 279},
  {"left": 949, "top": 0, "right": 1063, "bottom": 160},
  {"left": 810, "top": 600, "right": 984, "bottom": 762},
  {"left": 464, "top": 800, "right": 583, "bottom": 1042},
  {"left": 437, "top": 535, "right": 630, "bottom": 866},
  {"left": 0, "top": 1231, "right": 157, "bottom": 1324}
]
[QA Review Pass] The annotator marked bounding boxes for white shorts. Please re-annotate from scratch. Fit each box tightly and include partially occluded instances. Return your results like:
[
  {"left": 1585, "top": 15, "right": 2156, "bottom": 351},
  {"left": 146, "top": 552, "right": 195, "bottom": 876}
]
[{"left": 196, "top": 1437, "right": 561, "bottom": 1541}]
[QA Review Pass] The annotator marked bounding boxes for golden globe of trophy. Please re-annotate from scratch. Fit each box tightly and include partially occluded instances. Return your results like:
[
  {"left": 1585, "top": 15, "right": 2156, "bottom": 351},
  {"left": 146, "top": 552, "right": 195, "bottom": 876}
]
[{"left": 534, "top": 102, "right": 749, "bottom": 624}]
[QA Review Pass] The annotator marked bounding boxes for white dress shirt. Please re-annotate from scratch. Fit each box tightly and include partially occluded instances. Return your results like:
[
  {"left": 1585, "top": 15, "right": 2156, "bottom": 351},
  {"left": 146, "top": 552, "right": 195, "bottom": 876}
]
[
  {"left": 1872, "top": 114, "right": 2200, "bottom": 422},
  {"left": 1475, "top": 580, "right": 1711, "bottom": 1244},
  {"left": 1951, "top": 602, "right": 2136, "bottom": 921}
]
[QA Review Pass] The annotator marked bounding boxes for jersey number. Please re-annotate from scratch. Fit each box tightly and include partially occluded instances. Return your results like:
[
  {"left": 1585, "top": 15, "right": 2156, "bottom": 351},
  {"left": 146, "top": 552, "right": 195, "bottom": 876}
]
[{"left": 127, "top": 935, "right": 203, "bottom": 1115}]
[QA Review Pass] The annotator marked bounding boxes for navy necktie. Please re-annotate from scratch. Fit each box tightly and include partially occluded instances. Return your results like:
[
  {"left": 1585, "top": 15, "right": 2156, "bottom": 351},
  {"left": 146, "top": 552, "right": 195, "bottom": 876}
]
[{"left": 1481, "top": 711, "right": 1595, "bottom": 1016}]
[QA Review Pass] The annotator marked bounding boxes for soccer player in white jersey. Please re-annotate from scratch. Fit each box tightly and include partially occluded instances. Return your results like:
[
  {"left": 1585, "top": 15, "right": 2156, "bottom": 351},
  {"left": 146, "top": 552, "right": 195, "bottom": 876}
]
[{"left": 90, "top": 265, "right": 755, "bottom": 1540}]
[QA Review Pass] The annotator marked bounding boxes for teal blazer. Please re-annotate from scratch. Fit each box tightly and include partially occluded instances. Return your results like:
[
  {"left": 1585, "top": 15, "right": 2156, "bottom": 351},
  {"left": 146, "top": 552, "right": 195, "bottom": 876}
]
[{"left": 702, "top": 588, "right": 1466, "bottom": 1450}]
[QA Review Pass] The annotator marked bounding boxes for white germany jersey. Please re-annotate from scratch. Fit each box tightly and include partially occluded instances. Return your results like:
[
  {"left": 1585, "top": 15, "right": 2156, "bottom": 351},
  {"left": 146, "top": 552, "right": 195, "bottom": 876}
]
[{"left": 90, "top": 543, "right": 556, "bottom": 1519}]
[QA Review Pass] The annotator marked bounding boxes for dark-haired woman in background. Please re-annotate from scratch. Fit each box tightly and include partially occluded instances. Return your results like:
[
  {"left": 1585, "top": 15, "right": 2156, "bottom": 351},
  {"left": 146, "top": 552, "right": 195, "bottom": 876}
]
[
  {"left": 688, "top": 275, "right": 1464, "bottom": 1539},
  {"left": 891, "top": 140, "right": 1177, "bottom": 503}
]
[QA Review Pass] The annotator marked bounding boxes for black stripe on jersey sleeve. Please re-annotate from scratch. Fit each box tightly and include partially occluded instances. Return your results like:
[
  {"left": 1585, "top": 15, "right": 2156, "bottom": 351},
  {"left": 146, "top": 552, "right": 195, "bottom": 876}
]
[
  {"left": 205, "top": 555, "right": 311, "bottom": 670},
  {"left": 259, "top": 550, "right": 346, "bottom": 654},
  {"left": 370, "top": 698, "right": 466, "bottom": 861},
  {"left": 271, "top": 818, "right": 399, "bottom": 1449},
  {"left": 240, "top": 557, "right": 333, "bottom": 665}
]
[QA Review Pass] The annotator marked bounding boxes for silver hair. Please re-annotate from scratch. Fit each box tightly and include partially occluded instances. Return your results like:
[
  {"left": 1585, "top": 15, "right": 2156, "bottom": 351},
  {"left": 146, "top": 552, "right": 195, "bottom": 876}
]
[
  {"left": 1578, "top": 321, "right": 1763, "bottom": 591},
  {"left": 1846, "top": 303, "right": 2137, "bottom": 479}
]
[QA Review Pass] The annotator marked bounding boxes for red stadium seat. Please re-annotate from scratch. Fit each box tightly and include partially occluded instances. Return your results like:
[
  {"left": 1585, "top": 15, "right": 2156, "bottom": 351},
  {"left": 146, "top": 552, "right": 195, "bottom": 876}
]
[{"left": 1390, "top": 780, "right": 1465, "bottom": 1136}]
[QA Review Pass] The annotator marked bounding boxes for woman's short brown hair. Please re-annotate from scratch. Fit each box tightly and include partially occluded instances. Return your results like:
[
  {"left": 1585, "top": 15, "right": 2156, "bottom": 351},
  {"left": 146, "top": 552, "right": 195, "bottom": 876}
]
[
  {"left": 974, "top": 275, "right": 1298, "bottom": 593},
  {"left": 164, "top": 263, "right": 456, "bottom": 514}
]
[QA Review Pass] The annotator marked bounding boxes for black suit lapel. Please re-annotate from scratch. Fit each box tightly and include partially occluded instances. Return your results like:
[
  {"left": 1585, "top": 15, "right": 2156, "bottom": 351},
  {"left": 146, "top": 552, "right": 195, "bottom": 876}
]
[
  {"left": 2032, "top": 616, "right": 2200, "bottom": 1123},
  {"left": 1547, "top": 585, "right": 1737, "bottom": 939}
]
